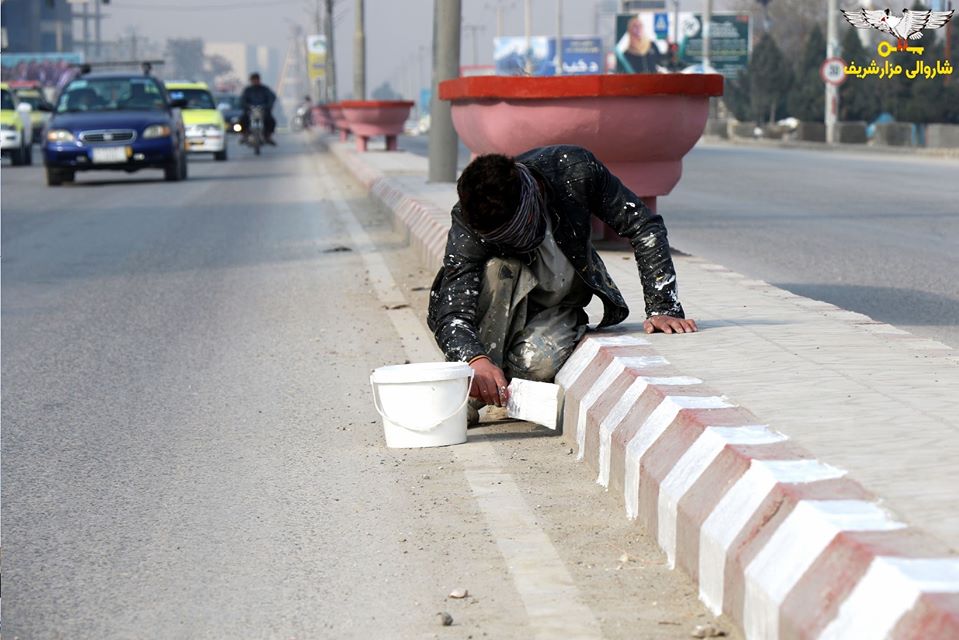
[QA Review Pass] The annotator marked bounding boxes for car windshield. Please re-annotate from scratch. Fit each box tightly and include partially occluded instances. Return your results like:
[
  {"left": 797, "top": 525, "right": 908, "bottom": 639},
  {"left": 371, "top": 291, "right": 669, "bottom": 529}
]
[
  {"left": 16, "top": 93, "right": 42, "bottom": 108},
  {"left": 215, "top": 94, "right": 241, "bottom": 110},
  {"left": 167, "top": 88, "right": 216, "bottom": 110},
  {"left": 1, "top": 90, "right": 15, "bottom": 110},
  {"left": 56, "top": 77, "right": 166, "bottom": 113}
]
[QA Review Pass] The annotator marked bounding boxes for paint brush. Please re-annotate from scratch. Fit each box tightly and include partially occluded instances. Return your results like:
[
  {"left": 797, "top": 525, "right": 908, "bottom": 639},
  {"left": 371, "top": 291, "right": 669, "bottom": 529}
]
[{"left": 506, "top": 378, "right": 564, "bottom": 430}]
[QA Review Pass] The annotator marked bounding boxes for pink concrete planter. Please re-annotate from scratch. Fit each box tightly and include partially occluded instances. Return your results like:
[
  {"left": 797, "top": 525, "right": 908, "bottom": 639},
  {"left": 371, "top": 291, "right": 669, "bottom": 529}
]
[
  {"left": 339, "top": 100, "right": 414, "bottom": 152},
  {"left": 312, "top": 104, "right": 335, "bottom": 133},
  {"left": 327, "top": 103, "right": 351, "bottom": 141},
  {"left": 439, "top": 74, "right": 723, "bottom": 239}
]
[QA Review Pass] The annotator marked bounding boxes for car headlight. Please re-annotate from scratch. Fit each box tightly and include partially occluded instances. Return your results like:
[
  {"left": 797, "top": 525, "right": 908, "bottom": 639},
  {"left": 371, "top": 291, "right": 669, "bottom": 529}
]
[
  {"left": 143, "top": 124, "right": 172, "bottom": 139},
  {"left": 46, "top": 129, "right": 75, "bottom": 142}
]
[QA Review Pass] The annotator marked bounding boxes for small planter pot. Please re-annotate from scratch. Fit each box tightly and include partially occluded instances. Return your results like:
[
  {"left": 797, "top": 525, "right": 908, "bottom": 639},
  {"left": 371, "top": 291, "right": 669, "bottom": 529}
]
[{"left": 339, "top": 100, "right": 414, "bottom": 152}]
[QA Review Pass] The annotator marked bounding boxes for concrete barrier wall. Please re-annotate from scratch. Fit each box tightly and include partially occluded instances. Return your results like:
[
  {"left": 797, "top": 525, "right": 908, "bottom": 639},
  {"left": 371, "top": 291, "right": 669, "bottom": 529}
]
[
  {"left": 926, "top": 124, "right": 959, "bottom": 149},
  {"left": 727, "top": 122, "right": 757, "bottom": 139},
  {"left": 836, "top": 121, "right": 867, "bottom": 144},
  {"left": 795, "top": 122, "right": 826, "bottom": 143},
  {"left": 704, "top": 118, "right": 728, "bottom": 138},
  {"left": 873, "top": 122, "right": 914, "bottom": 147}
]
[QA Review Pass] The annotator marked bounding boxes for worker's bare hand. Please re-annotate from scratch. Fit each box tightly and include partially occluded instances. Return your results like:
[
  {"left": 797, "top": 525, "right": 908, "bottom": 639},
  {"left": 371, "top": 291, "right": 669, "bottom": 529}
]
[
  {"left": 469, "top": 357, "right": 510, "bottom": 407},
  {"left": 644, "top": 315, "right": 698, "bottom": 335}
]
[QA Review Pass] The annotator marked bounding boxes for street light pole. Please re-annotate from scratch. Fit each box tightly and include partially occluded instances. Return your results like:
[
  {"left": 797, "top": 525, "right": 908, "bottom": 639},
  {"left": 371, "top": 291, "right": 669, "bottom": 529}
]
[
  {"left": 325, "top": 0, "right": 337, "bottom": 101},
  {"left": 428, "top": 0, "right": 462, "bottom": 182},
  {"left": 354, "top": 0, "right": 366, "bottom": 100},
  {"left": 555, "top": 0, "right": 564, "bottom": 76},
  {"left": 826, "top": 0, "right": 839, "bottom": 143},
  {"left": 702, "top": 0, "right": 713, "bottom": 71},
  {"left": 524, "top": 0, "right": 532, "bottom": 74}
]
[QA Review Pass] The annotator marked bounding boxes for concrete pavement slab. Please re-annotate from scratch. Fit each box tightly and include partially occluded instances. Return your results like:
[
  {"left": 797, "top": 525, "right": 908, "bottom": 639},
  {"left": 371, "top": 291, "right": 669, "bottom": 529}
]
[{"left": 324, "top": 135, "right": 959, "bottom": 639}]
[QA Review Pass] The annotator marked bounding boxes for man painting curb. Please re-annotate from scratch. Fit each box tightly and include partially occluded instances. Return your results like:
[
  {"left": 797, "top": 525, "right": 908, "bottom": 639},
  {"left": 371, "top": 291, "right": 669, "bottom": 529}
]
[{"left": 427, "top": 145, "right": 696, "bottom": 416}]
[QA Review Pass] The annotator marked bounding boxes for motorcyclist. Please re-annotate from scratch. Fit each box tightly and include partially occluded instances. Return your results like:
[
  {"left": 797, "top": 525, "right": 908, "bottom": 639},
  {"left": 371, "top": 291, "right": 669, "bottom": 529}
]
[
  {"left": 295, "top": 95, "right": 313, "bottom": 129},
  {"left": 239, "top": 72, "right": 277, "bottom": 145}
]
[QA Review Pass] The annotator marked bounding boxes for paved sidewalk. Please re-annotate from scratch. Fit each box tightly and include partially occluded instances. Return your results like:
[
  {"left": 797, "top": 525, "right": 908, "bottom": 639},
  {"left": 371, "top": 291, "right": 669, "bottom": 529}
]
[{"left": 324, "top": 135, "right": 959, "bottom": 638}]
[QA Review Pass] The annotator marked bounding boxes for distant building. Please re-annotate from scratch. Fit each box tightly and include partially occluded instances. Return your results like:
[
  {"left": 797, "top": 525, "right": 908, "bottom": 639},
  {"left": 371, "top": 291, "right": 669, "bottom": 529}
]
[
  {"left": 206, "top": 41, "right": 281, "bottom": 91},
  {"left": 1, "top": 0, "right": 74, "bottom": 53}
]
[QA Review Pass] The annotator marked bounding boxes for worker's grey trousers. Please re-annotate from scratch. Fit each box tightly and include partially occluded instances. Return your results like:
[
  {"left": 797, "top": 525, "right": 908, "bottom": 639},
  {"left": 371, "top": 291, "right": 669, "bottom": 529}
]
[{"left": 475, "top": 257, "right": 587, "bottom": 382}]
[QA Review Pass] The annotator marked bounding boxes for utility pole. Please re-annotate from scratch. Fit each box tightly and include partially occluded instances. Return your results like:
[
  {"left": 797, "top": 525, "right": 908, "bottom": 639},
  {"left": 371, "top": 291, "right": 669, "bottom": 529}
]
[
  {"left": 555, "top": 0, "right": 564, "bottom": 75},
  {"left": 325, "top": 0, "right": 337, "bottom": 101},
  {"left": 702, "top": 0, "right": 713, "bottom": 71},
  {"left": 94, "top": 0, "right": 102, "bottom": 60},
  {"left": 428, "top": 0, "right": 462, "bottom": 182},
  {"left": 486, "top": 1, "right": 514, "bottom": 39},
  {"left": 825, "top": 0, "right": 839, "bottom": 143},
  {"left": 524, "top": 0, "right": 532, "bottom": 74},
  {"left": 354, "top": 0, "right": 366, "bottom": 100},
  {"left": 463, "top": 24, "right": 485, "bottom": 65},
  {"left": 82, "top": 2, "right": 90, "bottom": 60}
]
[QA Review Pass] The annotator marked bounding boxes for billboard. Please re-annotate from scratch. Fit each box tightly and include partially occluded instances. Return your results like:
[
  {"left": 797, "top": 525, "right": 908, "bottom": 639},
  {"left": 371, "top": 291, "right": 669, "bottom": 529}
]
[
  {"left": 306, "top": 34, "right": 327, "bottom": 84},
  {"left": 494, "top": 36, "right": 605, "bottom": 77},
  {"left": 0, "top": 52, "right": 84, "bottom": 91},
  {"left": 615, "top": 12, "right": 751, "bottom": 77}
]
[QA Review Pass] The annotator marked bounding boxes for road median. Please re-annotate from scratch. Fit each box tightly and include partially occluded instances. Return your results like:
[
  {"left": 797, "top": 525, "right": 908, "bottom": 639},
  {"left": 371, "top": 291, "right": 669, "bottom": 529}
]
[{"left": 323, "top": 134, "right": 959, "bottom": 639}]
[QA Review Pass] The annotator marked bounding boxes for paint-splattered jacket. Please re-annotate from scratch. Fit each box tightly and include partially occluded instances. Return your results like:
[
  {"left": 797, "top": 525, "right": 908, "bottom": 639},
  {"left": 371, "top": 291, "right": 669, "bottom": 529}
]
[{"left": 427, "top": 144, "right": 684, "bottom": 363}]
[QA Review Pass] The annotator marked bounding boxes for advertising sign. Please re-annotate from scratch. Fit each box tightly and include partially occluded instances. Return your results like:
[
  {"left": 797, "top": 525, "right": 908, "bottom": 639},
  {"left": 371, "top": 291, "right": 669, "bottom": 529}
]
[
  {"left": 0, "top": 52, "right": 84, "bottom": 90},
  {"left": 306, "top": 34, "right": 326, "bottom": 84},
  {"left": 494, "top": 36, "right": 604, "bottom": 76},
  {"left": 615, "top": 12, "right": 751, "bottom": 77}
]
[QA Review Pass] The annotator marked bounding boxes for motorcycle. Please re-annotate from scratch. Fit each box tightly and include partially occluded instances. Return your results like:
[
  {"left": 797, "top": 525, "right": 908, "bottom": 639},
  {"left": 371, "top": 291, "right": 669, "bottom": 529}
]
[
  {"left": 247, "top": 105, "right": 266, "bottom": 155},
  {"left": 290, "top": 103, "right": 312, "bottom": 132}
]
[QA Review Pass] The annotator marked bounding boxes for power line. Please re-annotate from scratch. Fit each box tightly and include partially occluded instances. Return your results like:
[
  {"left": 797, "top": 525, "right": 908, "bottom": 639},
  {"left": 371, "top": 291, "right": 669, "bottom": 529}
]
[{"left": 110, "top": 0, "right": 301, "bottom": 11}]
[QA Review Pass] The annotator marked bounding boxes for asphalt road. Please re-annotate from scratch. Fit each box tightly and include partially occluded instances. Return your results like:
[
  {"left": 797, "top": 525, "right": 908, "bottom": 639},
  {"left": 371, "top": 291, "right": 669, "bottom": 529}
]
[
  {"left": 1, "top": 135, "right": 738, "bottom": 639},
  {"left": 400, "top": 135, "right": 959, "bottom": 348}
]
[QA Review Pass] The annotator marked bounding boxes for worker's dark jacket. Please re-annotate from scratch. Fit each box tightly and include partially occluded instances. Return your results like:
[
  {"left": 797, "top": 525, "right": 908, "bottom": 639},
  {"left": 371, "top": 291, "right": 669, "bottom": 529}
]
[{"left": 427, "top": 145, "right": 684, "bottom": 363}]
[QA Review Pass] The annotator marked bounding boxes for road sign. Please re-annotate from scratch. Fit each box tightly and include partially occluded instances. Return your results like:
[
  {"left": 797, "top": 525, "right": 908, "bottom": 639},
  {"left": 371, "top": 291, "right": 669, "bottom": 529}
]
[
  {"left": 820, "top": 57, "right": 847, "bottom": 86},
  {"left": 653, "top": 13, "right": 670, "bottom": 39}
]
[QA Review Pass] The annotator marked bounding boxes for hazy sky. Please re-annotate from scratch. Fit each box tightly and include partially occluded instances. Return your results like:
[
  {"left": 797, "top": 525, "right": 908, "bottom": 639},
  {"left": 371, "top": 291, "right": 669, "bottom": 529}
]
[{"left": 100, "top": 0, "right": 716, "bottom": 98}]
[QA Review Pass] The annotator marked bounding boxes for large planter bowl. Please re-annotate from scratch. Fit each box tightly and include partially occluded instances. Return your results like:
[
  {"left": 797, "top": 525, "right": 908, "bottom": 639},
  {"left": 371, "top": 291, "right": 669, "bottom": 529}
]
[
  {"left": 340, "top": 100, "right": 414, "bottom": 152},
  {"left": 439, "top": 74, "right": 723, "bottom": 237},
  {"left": 327, "top": 103, "right": 351, "bottom": 141}
]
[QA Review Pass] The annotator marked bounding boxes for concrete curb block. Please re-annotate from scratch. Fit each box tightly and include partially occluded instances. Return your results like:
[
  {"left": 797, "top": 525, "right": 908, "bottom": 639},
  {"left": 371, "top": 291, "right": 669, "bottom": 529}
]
[
  {"left": 700, "top": 135, "right": 959, "bottom": 160},
  {"left": 324, "top": 136, "right": 959, "bottom": 639},
  {"left": 557, "top": 334, "right": 959, "bottom": 639}
]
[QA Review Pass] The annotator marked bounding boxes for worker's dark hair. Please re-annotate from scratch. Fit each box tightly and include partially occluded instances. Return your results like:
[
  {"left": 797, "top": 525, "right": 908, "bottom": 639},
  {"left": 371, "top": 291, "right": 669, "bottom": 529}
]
[
  {"left": 456, "top": 153, "right": 520, "bottom": 234},
  {"left": 250, "top": 72, "right": 261, "bottom": 81}
]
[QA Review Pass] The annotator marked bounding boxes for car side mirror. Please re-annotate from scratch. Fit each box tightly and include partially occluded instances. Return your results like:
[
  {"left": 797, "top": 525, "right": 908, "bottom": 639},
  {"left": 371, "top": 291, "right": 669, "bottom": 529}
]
[
  {"left": 16, "top": 102, "right": 33, "bottom": 113},
  {"left": 169, "top": 98, "right": 188, "bottom": 109}
]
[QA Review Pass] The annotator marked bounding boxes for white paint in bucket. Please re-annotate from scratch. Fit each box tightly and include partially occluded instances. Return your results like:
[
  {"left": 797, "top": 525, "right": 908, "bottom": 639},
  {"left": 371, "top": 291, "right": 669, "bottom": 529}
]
[{"left": 370, "top": 362, "right": 474, "bottom": 448}]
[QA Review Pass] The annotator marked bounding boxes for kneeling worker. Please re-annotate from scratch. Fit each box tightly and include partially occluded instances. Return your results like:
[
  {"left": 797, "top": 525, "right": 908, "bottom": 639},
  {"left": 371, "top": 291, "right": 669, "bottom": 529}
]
[{"left": 427, "top": 145, "right": 697, "bottom": 416}]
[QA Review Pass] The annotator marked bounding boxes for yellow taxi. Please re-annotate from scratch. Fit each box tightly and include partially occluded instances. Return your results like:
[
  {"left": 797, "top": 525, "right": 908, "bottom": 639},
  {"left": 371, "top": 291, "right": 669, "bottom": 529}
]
[
  {"left": 1, "top": 82, "right": 33, "bottom": 166},
  {"left": 164, "top": 81, "right": 227, "bottom": 161},
  {"left": 10, "top": 81, "right": 54, "bottom": 141}
]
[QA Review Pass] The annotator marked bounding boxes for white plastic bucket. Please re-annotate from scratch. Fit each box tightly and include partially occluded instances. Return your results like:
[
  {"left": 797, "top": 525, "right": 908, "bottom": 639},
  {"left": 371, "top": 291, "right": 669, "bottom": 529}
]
[{"left": 370, "top": 362, "right": 474, "bottom": 448}]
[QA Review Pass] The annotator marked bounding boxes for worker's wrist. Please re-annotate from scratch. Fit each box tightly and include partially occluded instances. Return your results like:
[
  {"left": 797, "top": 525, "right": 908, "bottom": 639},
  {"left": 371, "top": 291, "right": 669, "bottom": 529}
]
[{"left": 468, "top": 354, "right": 491, "bottom": 366}]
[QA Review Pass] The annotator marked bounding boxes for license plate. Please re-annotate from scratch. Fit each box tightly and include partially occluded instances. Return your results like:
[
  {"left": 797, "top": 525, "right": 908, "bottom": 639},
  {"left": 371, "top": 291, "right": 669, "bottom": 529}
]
[{"left": 91, "top": 146, "right": 129, "bottom": 164}]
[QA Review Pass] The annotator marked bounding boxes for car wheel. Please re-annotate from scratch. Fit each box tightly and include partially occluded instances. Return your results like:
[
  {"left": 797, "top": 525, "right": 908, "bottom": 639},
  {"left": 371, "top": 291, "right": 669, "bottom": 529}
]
[
  {"left": 11, "top": 141, "right": 25, "bottom": 166},
  {"left": 164, "top": 154, "right": 181, "bottom": 182},
  {"left": 46, "top": 167, "right": 64, "bottom": 186},
  {"left": 179, "top": 151, "right": 188, "bottom": 180},
  {"left": 24, "top": 144, "right": 33, "bottom": 166},
  {"left": 214, "top": 148, "right": 227, "bottom": 161},
  {"left": 62, "top": 169, "right": 75, "bottom": 183}
]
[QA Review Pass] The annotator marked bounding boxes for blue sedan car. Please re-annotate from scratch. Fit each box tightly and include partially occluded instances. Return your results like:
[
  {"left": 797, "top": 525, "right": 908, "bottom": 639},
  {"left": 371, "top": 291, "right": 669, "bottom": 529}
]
[{"left": 43, "top": 72, "right": 188, "bottom": 186}]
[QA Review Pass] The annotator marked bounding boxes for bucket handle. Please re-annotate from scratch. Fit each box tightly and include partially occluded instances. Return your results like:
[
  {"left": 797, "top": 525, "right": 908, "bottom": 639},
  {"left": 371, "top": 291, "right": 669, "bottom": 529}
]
[{"left": 370, "top": 371, "right": 475, "bottom": 433}]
